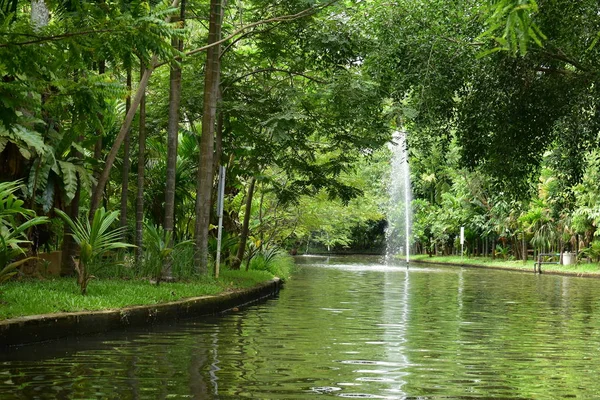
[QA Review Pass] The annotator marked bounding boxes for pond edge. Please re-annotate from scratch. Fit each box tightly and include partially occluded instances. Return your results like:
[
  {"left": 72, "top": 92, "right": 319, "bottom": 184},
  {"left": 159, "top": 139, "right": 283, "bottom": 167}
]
[
  {"left": 0, "top": 278, "right": 282, "bottom": 347},
  {"left": 411, "top": 259, "right": 600, "bottom": 279}
]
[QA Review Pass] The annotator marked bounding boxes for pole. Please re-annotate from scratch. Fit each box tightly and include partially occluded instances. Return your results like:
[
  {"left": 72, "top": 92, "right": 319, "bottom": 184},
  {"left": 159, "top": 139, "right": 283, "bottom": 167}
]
[
  {"left": 215, "top": 165, "right": 226, "bottom": 278},
  {"left": 460, "top": 226, "right": 465, "bottom": 258}
]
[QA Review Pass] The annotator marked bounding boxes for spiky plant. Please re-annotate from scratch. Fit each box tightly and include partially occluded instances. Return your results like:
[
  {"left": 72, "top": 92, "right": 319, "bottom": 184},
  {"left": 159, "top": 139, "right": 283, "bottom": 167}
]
[{"left": 56, "top": 207, "right": 133, "bottom": 294}]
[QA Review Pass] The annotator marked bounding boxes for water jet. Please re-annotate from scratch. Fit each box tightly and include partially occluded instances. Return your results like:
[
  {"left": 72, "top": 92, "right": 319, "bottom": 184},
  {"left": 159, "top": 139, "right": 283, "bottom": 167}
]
[{"left": 385, "top": 131, "right": 412, "bottom": 267}]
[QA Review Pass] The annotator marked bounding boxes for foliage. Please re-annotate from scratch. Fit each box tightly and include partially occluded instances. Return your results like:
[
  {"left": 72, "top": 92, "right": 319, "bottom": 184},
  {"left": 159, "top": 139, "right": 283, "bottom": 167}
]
[
  {"left": 247, "top": 247, "right": 294, "bottom": 280},
  {"left": 56, "top": 207, "right": 133, "bottom": 294},
  {"left": 494, "top": 244, "right": 510, "bottom": 260},
  {"left": 143, "top": 223, "right": 193, "bottom": 281},
  {"left": 0, "top": 181, "right": 48, "bottom": 283},
  {"left": 478, "top": 0, "right": 546, "bottom": 56},
  {"left": 580, "top": 241, "right": 600, "bottom": 263},
  {"left": 572, "top": 150, "right": 600, "bottom": 238}
]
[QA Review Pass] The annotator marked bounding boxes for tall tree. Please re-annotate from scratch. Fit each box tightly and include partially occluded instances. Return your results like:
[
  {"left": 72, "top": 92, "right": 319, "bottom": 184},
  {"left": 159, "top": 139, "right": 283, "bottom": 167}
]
[
  {"left": 120, "top": 66, "right": 132, "bottom": 234},
  {"left": 163, "top": 0, "right": 186, "bottom": 278},
  {"left": 135, "top": 65, "right": 147, "bottom": 262},
  {"left": 194, "top": 0, "right": 223, "bottom": 274}
]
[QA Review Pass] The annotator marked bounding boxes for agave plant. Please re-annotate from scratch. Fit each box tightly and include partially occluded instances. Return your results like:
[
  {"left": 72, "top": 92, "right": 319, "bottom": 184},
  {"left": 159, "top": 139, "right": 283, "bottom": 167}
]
[{"left": 56, "top": 207, "right": 133, "bottom": 294}]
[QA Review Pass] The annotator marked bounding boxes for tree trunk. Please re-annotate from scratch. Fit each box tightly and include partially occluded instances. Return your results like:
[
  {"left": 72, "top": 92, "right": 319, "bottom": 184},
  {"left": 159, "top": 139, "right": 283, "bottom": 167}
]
[
  {"left": 164, "top": 46, "right": 183, "bottom": 239},
  {"left": 135, "top": 64, "right": 147, "bottom": 263},
  {"left": 120, "top": 66, "right": 132, "bottom": 236},
  {"left": 90, "top": 60, "right": 154, "bottom": 217},
  {"left": 60, "top": 173, "right": 80, "bottom": 276},
  {"left": 91, "top": 60, "right": 106, "bottom": 205},
  {"left": 231, "top": 177, "right": 256, "bottom": 270},
  {"left": 163, "top": 0, "right": 185, "bottom": 279},
  {"left": 194, "top": 0, "right": 224, "bottom": 274}
]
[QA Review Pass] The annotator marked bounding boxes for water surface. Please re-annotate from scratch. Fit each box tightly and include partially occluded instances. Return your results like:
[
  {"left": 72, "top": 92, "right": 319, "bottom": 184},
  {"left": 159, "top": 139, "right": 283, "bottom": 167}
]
[{"left": 2, "top": 256, "right": 600, "bottom": 399}]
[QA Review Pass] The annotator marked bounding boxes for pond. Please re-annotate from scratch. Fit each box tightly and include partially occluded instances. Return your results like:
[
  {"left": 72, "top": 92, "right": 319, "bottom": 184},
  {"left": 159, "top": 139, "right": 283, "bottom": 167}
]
[{"left": 2, "top": 256, "right": 600, "bottom": 399}]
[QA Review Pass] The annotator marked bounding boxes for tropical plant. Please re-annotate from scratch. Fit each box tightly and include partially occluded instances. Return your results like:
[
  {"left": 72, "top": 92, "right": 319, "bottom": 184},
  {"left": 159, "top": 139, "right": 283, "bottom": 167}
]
[
  {"left": 143, "top": 223, "right": 192, "bottom": 283},
  {"left": 248, "top": 246, "right": 294, "bottom": 279},
  {"left": 494, "top": 244, "right": 510, "bottom": 260},
  {"left": 55, "top": 207, "right": 133, "bottom": 294},
  {"left": 0, "top": 181, "right": 49, "bottom": 283},
  {"left": 580, "top": 241, "right": 600, "bottom": 263}
]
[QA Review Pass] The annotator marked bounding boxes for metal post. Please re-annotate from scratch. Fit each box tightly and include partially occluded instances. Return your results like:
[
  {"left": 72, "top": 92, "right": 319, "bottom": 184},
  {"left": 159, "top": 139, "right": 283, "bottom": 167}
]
[
  {"left": 215, "top": 165, "right": 226, "bottom": 279},
  {"left": 460, "top": 226, "right": 465, "bottom": 259}
]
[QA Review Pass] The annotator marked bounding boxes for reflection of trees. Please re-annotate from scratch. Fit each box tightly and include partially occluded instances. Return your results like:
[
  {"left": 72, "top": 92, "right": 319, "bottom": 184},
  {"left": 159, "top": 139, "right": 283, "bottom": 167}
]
[
  {"left": 401, "top": 268, "right": 600, "bottom": 398},
  {"left": 4, "top": 266, "right": 600, "bottom": 398},
  {"left": 125, "top": 354, "right": 140, "bottom": 399}
]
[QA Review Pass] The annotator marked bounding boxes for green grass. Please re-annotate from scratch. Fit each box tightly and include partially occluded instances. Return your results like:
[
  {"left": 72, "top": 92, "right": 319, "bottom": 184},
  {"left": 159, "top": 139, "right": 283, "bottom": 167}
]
[
  {"left": 411, "top": 254, "right": 600, "bottom": 275},
  {"left": 0, "top": 268, "right": 278, "bottom": 321}
]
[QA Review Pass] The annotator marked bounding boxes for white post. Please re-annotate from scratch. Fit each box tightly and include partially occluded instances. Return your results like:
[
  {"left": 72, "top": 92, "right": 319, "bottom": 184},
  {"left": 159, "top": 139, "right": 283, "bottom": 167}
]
[
  {"left": 460, "top": 226, "right": 465, "bottom": 258},
  {"left": 215, "top": 165, "right": 226, "bottom": 279}
]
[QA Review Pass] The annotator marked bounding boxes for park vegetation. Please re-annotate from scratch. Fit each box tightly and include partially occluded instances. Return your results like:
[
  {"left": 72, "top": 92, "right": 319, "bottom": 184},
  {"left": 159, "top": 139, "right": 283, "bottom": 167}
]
[
  {"left": 0, "top": 0, "right": 390, "bottom": 306},
  {"left": 2, "top": 0, "right": 600, "bottom": 315},
  {"left": 389, "top": 0, "right": 600, "bottom": 264}
]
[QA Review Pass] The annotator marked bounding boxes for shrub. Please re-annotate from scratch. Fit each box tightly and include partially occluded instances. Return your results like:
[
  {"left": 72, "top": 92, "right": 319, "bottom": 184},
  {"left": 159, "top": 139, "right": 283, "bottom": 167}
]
[{"left": 248, "top": 247, "right": 294, "bottom": 280}]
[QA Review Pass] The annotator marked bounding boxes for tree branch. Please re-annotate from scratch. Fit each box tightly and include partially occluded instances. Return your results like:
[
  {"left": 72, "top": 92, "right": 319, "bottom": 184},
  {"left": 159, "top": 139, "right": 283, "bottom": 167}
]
[
  {"left": 224, "top": 67, "right": 328, "bottom": 89},
  {"left": 154, "top": 0, "right": 340, "bottom": 68},
  {"left": 538, "top": 48, "right": 589, "bottom": 73},
  {"left": 0, "top": 28, "right": 120, "bottom": 48},
  {"left": 219, "top": 24, "right": 279, "bottom": 59}
]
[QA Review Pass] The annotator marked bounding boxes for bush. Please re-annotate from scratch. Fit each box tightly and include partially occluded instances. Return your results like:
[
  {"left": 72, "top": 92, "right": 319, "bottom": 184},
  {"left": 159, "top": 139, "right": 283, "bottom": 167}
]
[{"left": 248, "top": 247, "right": 294, "bottom": 280}]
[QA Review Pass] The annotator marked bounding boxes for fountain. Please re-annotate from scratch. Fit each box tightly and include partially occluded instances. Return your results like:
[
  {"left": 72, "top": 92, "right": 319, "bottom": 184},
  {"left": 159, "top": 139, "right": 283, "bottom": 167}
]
[{"left": 385, "top": 131, "right": 412, "bottom": 265}]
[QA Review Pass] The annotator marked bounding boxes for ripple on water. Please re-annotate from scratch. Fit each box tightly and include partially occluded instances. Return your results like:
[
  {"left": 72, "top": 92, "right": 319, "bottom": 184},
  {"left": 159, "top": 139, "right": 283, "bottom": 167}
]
[{"left": 2, "top": 259, "right": 600, "bottom": 399}]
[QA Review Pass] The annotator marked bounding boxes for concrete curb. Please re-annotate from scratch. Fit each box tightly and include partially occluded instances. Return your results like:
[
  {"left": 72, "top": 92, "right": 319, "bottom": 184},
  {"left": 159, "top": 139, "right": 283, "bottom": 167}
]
[
  {"left": 411, "top": 259, "right": 600, "bottom": 279},
  {"left": 0, "top": 278, "right": 282, "bottom": 347}
]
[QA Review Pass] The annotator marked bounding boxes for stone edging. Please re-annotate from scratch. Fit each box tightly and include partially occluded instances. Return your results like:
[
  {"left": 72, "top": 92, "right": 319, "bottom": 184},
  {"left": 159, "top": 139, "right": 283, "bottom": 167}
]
[
  {"left": 411, "top": 259, "right": 600, "bottom": 279},
  {"left": 0, "top": 278, "right": 282, "bottom": 347}
]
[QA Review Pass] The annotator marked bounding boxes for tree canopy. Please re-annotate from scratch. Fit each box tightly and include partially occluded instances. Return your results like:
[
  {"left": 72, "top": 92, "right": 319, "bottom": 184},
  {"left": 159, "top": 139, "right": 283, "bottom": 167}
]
[{"left": 3, "top": 0, "right": 600, "bottom": 277}]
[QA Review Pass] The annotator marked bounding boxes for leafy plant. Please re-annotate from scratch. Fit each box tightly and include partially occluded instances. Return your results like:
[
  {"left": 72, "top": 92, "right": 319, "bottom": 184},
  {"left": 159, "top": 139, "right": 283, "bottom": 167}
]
[
  {"left": 56, "top": 207, "right": 133, "bottom": 295},
  {"left": 495, "top": 244, "right": 510, "bottom": 260},
  {"left": 248, "top": 246, "right": 294, "bottom": 279},
  {"left": 143, "top": 223, "right": 192, "bottom": 283},
  {"left": 0, "top": 181, "right": 49, "bottom": 283},
  {"left": 580, "top": 240, "right": 600, "bottom": 263}
]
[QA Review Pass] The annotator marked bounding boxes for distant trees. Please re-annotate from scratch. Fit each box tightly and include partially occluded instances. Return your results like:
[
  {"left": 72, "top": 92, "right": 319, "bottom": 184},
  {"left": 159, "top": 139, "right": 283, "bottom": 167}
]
[{"left": 371, "top": 0, "right": 600, "bottom": 260}]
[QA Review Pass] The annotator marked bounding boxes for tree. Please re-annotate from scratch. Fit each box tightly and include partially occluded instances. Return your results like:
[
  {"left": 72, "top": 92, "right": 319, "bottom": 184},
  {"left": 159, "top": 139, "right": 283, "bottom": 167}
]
[{"left": 193, "top": 0, "right": 223, "bottom": 274}]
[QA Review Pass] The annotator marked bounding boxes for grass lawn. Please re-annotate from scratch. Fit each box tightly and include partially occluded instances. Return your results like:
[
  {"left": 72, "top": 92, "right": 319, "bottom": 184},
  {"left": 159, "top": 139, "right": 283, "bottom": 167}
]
[
  {"left": 410, "top": 254, "right": 600, "bottom": 275},
  {"left": 0, "top": 269, "right": 275, "bottom": 321}
]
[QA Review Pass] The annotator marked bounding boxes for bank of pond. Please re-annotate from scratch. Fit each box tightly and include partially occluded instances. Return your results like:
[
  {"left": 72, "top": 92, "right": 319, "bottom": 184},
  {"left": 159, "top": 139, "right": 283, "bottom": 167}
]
[{"left": 411, "top": 254, "right": 600, "bottom": 277}]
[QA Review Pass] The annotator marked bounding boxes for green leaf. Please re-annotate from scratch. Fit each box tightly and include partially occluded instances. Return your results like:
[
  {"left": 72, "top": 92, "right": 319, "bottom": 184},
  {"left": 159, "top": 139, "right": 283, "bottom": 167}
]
[{"left": 58, "top": 160, "right": 78, "bottom": 202}]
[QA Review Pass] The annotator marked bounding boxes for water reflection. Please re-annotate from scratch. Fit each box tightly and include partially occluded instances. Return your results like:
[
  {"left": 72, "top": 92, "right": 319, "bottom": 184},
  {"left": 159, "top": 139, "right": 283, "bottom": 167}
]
[{"left": 2, "top": 256, "right": 600, "bottom": 399}]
